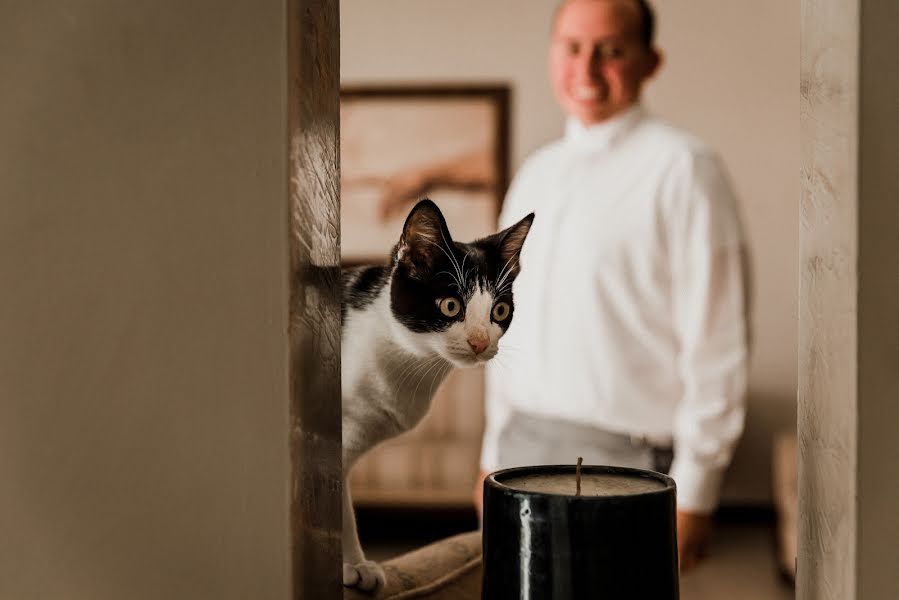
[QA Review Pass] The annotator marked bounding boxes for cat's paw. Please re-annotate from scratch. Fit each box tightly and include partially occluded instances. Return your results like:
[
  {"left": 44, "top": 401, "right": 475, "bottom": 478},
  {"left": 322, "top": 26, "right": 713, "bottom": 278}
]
[{"left": 343, "top": 560, "right": 386, "bottom": 593}]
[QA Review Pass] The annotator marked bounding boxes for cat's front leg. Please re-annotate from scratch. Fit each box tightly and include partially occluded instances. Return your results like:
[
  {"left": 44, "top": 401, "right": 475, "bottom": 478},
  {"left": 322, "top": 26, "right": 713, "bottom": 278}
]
[{"left": 342, "top": 479, "right": 385, "bottom": 593}]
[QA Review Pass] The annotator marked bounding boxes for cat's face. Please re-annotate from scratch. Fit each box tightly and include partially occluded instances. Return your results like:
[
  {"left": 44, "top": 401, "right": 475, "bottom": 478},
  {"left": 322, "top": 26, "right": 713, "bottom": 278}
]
[{"left": 390, "top": 200, "right": 534, "bottom": 368}]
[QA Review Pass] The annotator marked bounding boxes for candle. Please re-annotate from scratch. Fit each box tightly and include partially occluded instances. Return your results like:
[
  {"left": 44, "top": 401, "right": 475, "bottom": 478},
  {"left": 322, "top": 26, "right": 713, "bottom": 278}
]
[
  {"left": 481, "top": 464, "right": 679, "bottom": 599},
  {"left": 501, "top": 472, "right": 667, "bottom": 496}
]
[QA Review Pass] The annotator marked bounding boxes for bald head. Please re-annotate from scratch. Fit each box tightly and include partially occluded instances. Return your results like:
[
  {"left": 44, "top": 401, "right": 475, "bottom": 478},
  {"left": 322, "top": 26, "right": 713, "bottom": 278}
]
[
  {"left": 548, "top": 0, "right": 662, "bottom": 125},
  {"left": 553, "top": 0, "right": 655, "bottom": 48}
]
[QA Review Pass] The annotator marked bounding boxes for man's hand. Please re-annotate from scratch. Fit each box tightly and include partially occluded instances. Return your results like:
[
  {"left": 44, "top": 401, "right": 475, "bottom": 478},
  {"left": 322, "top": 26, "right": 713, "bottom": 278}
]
[
  {"left": 472, "top": 471, "right": 489, "bottom": 522},
  {"left": 473, "top": 470, "right": 489, "bottom": 521},
  {"left": 676, "top": 510, "right": 712, "bottom": 573}
]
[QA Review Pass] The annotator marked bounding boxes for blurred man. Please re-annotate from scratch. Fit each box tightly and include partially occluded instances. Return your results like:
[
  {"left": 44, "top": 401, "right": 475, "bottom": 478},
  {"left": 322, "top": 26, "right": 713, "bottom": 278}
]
[{"left": 476, "top": 0, "right": 750, "bottom": 572}]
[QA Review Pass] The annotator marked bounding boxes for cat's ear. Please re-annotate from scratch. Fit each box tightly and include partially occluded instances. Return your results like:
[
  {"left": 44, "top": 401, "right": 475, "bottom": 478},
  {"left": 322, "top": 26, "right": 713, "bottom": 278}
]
[
  {"left": 396, "top": 199, "right": 453, "bottom": 278},
  {"left": 496, "top": 213, "right": 535, "bottom": 278}
]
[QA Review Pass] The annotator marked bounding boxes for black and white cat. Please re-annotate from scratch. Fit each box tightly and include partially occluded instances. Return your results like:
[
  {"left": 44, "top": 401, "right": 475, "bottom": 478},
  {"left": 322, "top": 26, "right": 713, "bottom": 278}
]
[{"left": 341, "top": 199, "right": 533, "bottom": 591}]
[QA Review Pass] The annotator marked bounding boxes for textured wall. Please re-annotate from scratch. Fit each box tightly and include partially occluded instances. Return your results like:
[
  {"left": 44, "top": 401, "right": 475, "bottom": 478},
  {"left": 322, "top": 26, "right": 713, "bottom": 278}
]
[
  {"left": 800, "top": 0, "right": 899, "bottom": 598},
  {"left": 0, "top": 1, "right": 291, "bottom": 597},
  {"left": 798, "top": 0, "right": 859, "bottom": 596},
  {"left": 341, "top": 0, "right": 799, "bottom": 505},
  {"left": 288, "top": 0, "right": 343, "bottom": 597}
]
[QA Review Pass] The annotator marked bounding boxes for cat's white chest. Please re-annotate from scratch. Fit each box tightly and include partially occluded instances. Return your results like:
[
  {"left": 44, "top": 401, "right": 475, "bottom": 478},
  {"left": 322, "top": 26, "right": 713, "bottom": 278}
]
[{"left": 341, "top": 292, "right": 450, "bottom": 467}]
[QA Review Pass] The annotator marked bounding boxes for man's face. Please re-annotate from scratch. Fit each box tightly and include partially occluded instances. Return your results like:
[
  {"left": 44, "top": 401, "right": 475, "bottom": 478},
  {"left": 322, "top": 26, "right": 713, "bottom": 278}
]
[{"left": 550, "top": 0, "right": 660, "bottom": 125}]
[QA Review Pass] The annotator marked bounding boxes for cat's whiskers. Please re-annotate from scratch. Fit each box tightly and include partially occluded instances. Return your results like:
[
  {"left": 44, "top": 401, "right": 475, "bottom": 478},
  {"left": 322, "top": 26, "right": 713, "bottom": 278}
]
[
  {"left": 490, "top": 356, "right": 518, "bottom": 376},
  {"left": 385, "top": 345, "right": 451, "bottom": 398},
  {"left": 379, "top": 343, "right": 428, "bottom": 379},
  {"left": 495, "top": 340, "right": 524, "bottom": 354},
  {"left": 490, "top": 345, "right": 524, "bottom": 367},
  {"left": 390, "top": 353, "right": 441, "bottom": 395},
  {"left": 420, "top": 238, "right": 464, "bottom": 291},
  {"left": 491, "top": 342, "right": 524, "bottom": 365},
  {"left": 495, "top": 281, "right": 515, "bottom": 297},
  {"left": 395, "top": 354, "right": 439, "bottom": 402},
  {"left": 491, "top": 353, "right": 519, "bottom": 371},
  {"left": 387, "top": 356, "right": 424, "bottom": 388},
  {"left": 438, "top": 228, "right": 466, "bottom": 290},
  {"left": 419, "top": 235, "right": 461, "bottom": 281},
  {"left": 493, "top": 255, "right": 520, "bottom": 295},
  {"left": 459, "top": 249, "right": 470, "bottom": 281},
  {"left": 494, "top": 279, "right": 516, "bottom": 299},
  {"left": 410, "top": 355, "right": 451, "bottom": 406},
  {"left": 495, "top": 253, "right": 517, "bottom": 283},
  {"left": 436, "top": 270, "right": 464, "bottom": 293},
  {"left": 426, "top": 361, "right": 454, "bottom": 406},
  {"left": 460, "top": 250, "right": 476, "bottom": 295}
]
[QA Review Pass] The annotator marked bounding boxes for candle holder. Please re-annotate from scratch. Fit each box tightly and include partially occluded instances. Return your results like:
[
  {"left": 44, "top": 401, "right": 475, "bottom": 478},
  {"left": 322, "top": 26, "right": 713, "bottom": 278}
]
[{"left": 482, "top": 464, "right": 679, "bottom": 599}]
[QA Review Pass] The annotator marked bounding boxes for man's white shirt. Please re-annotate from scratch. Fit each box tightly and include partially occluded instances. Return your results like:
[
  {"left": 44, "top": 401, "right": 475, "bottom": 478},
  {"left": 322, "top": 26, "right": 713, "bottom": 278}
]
[{"left": 481, "top": 105, "right": 750, "bottom": 513}]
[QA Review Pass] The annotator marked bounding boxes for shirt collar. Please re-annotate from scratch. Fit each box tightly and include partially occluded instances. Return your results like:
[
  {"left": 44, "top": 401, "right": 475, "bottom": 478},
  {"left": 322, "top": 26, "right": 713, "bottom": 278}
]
[{"left": 563, "top": 104, "right": 646, "bottom": 151}]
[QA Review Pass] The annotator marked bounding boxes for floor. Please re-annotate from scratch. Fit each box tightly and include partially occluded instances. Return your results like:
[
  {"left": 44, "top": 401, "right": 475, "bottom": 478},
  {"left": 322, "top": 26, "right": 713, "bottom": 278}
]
[
  {"left": 679, "top": 521, "right": 793, "bottom": 600},
  {"left": 359, "top": 508, "right": 794, "bottom": 599}
]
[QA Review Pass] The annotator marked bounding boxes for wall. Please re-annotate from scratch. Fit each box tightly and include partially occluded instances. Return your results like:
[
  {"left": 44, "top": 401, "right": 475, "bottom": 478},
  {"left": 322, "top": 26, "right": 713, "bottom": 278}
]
[
  {"left": 797, "top": 0, "right": 858, "bottom": 595},
  {"left": 342, "top": 0, "right": 799, "bottom": 504},
  {"left": 858, "top": 0, "right": 899, "bottom": 594},
  {"left": 288, "top": 0, "right": 343, "bottom": 596},
  {"left": 0, "top": 1, "right": 291, "bottom": 597},
  {"left": 799, "top": 1, "right": 899, "bottom": 597}
]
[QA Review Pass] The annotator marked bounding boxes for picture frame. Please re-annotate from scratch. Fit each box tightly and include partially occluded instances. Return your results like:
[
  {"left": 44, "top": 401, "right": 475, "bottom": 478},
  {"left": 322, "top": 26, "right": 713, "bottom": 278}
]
[{"left": 340, "top": 85, "right": 510, "bottom": 265}]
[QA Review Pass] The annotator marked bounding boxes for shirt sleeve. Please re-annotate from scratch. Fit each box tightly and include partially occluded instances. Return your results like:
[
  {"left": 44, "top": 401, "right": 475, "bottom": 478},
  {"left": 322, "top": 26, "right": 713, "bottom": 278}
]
[{"left": 666, "top": 150, "right": 751, "bottom": 513}]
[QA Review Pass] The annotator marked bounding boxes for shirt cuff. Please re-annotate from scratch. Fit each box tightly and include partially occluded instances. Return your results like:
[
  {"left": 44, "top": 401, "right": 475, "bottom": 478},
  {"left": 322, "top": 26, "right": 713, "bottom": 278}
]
[{"left": 668, "top": 457, "right": 725, "bottom": 514}]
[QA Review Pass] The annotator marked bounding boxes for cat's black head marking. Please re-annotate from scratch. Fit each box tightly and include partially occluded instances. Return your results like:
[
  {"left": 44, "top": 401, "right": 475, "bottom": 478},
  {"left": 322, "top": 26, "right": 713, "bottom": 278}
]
[{"left": 390, "top": 199, "right": 534, "bottom": 334}]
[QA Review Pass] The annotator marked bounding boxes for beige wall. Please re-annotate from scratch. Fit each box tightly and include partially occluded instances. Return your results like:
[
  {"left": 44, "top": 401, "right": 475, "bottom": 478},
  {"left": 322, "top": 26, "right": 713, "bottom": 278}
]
[
  {"left": 797, "top": 0, "right": 858, "bottom": 595},
  {"left": 342, "top": 0, "right": 799, "bottom": 504},
  {"left": 857, "top": 1, "right": 899, "bottom": 595},
  {"left": 799, "top": 1, "right": 899, "bottom": 597},
  {"left": 0, "top": 1, "right": 291, "bottom": 598}
]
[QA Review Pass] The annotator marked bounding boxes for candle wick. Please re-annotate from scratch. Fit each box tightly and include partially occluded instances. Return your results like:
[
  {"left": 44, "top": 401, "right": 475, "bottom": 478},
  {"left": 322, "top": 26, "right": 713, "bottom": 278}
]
[{"left": 576, "top": 456, "right": 583, "bottom": 496}]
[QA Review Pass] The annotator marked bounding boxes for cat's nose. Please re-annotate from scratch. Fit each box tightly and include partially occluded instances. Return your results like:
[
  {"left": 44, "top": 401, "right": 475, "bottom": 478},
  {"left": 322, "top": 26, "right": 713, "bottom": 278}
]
[{"left": 468, "top": 334, "right": 489, "bottom": 355}]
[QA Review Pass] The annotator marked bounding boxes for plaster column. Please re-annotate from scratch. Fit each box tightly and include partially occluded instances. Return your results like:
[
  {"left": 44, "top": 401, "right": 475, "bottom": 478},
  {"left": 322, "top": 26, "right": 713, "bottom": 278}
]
[{"left": 799, "top": 1, "right": 899, "bottom": 597}]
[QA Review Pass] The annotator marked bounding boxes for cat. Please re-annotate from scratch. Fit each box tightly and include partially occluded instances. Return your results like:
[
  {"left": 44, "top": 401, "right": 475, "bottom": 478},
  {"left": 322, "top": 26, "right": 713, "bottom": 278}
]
[{"left": 341, "top": 199, "right": 534, "bottom": 592}]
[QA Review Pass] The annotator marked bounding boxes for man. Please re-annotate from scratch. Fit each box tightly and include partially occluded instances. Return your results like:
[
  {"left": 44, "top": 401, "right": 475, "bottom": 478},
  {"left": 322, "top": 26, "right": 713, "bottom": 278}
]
[{"left": 476, "top": 0, "right": 750, "bottom": 573}]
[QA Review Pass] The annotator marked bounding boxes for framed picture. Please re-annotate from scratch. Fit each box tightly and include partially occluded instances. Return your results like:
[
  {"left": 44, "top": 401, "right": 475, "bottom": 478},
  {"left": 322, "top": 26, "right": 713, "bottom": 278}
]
[{"left": 340, "top": 85, "right": 510, "bottom": 265}]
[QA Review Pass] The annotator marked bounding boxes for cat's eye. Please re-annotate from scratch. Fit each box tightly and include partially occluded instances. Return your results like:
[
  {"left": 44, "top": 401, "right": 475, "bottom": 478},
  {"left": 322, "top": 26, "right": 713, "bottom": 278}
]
[
  {"left": 438, "top": 297, "right": 462, "bottom": 318},
  {"left": 492, "top": 302, "right": 511, "bottom": 322}
]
